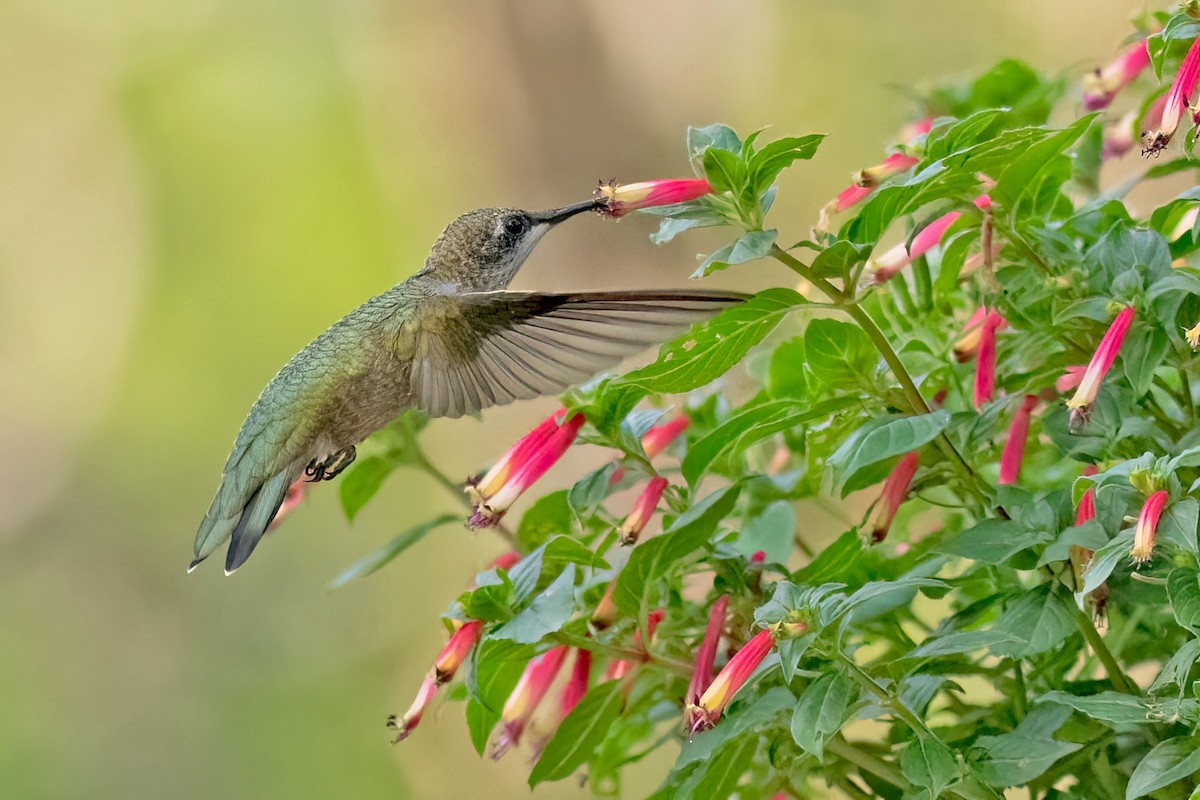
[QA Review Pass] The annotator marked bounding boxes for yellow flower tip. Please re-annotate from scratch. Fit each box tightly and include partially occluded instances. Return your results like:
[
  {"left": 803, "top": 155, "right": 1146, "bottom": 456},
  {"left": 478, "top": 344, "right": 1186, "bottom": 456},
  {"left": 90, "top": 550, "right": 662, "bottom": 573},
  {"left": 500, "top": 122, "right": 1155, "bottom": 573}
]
[{"left": 1185, "top": 322, "right": 1200, "bottom": 349}]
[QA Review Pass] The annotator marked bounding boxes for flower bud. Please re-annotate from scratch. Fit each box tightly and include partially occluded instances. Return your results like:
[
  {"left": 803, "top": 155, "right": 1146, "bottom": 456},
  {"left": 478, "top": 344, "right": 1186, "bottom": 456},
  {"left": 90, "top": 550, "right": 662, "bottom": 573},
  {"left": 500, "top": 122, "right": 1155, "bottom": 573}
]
[
  {"left": 973, "top": 310, "right": 1004, "bottom": 409},
  {"left": 686, "top": 629, "right": 775, "bottom": 736},
  {"left": 866, "top": 451, "right": 920, "bottom": 543},
  {"left": 642, "top": 416, "right": 690, "bottom": 458},
  {"left": 954, "top": 307, "right": 1007, "bottom": 362},
  {"left": 596, "top": 179, "right": 712, "bottom": 218},
  {"left": 1075, "top": 465, "right": 1099, "bottom": 527},
  {"left": 898, "top": 117, "right": 934, "bottom": 146},
  {"left": 1130, "top": 489, "right": 1169, "bottom": 564},
  {"left": 433, "top": 620, "right": 483, "bottom": 683},
  {"left": 529, "top": 649, "right": 592, "bottom": 757},
  {"left": 998, "top": 395, "right": 1038, "bottom": 485},
  {"left": 591, "top": 581, "right": 619, "bottom": 631},
  {"left": 619, "top": 477, "right": 669, "bottom": 546}
]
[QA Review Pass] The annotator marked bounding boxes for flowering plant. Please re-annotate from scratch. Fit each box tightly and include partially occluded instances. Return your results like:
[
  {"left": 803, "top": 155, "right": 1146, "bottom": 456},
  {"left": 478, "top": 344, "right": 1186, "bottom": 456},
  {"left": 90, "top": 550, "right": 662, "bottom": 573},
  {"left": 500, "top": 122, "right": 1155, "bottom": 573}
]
[{"left": 324, "top": 6, "right": 1200, "bottom": 797}]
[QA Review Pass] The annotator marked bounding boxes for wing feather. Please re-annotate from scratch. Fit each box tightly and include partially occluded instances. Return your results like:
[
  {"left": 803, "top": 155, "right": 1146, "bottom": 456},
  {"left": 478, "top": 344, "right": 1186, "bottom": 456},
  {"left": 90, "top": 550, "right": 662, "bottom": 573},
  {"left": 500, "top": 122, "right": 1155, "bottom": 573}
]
[{"left": 409, "top": 290, "right": 748, "bottom": 418}]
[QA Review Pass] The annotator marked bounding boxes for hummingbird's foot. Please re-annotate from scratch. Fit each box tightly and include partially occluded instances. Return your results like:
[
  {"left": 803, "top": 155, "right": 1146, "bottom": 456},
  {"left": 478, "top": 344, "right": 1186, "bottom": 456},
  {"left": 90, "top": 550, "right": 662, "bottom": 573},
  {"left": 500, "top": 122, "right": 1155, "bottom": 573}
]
[{"left": 304, "top": 446, "right": 357, "bottom": 482}]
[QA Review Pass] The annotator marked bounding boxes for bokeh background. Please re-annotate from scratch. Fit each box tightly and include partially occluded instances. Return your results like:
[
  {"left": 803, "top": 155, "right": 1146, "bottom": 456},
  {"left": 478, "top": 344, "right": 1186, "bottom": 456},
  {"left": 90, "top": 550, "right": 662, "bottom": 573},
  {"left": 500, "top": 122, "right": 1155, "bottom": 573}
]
[{"left": 0, "top": 2, "right": 1134, "bottom": 797}]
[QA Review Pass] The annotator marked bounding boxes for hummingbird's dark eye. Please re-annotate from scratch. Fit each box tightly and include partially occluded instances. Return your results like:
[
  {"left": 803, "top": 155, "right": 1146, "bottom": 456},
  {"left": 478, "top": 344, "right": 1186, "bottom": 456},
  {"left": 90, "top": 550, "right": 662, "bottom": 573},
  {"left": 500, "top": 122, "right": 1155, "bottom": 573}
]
[{"left": 502, "top": 215, "right": 529, "bottom": 237}]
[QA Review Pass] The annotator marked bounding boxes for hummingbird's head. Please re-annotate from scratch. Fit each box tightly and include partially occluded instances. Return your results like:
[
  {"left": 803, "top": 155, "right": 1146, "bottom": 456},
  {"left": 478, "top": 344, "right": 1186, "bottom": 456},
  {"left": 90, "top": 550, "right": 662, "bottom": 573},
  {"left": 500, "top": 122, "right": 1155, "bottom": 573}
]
[{"left": 426, "top": 199, "right": 601, "bottom": 291}]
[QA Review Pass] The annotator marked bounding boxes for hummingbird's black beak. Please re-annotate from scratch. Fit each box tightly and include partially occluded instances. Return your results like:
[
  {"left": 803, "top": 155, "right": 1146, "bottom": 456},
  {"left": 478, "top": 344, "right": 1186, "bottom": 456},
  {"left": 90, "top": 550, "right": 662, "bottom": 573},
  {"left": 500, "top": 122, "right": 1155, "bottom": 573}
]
[{"left": 532, "top": 198, "right": 604, "bottom": 226}]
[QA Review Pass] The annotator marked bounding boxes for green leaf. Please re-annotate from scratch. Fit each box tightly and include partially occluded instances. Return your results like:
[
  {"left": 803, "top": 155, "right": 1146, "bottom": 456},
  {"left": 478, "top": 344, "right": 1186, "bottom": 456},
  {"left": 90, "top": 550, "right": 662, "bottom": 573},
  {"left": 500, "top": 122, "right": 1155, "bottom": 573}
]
[
  {"left": 692, "top": 229, "right": 778, "bottom": 278},
  {"left": 793, "top": 530, "right": 863, "bottom": 584},
  {"left": 528, "top": 680, "right": 624, "bottom": 787},
  {"left": 1168, "top": 567, "right": 1200, "bottom": 635},
  {"left": 614, "top": 288, "right": 803, "bottom": 396},
  {"left": 990, "top": 115, "right": 1094, "bottom": 213},
  {"left": 326, "top": 513, "right": 459, "bottom": 589},
  {"left": 808, "top": 240, "right": 872, "bottom": 279},
  {"left": 972, "top": 704, "right": 1080, "bottom": 787},
  {"left": 907, "top": 629, "right": 1025, "bottom": 660},
  {"left": 766, "top": 337, "right": 806, "bottom": 399},
  {"left": 790, "top": 671, "right": 857, "bottom": 759},
  {"left": 748, "top": 134, "right": 825, "bottom": 194},
  {"left": 701, "top": 147, "right": 746, "bottom": 195},
  {"left": 517, "top": 490, "right": 573, "bottom": 550},
  {"left": 1080, "top": 529, "right": 1136, "bottom": 596},
  {"left": 685, "top": 731, "right": 758, "bottom": 800},
  {"left": 688, "top": 123, "right": 742, "bottom": 164},
  {"left": 338, "top": 455, "right": 397, "bottom": 522},
  {"left": 990, "top": 585, "right": 1076, "bottom": 658},
  {"left": 1127, "top": 736, "right": 1200, "bottom": 799},
  {"left": 824, "top": 411, "right": 948, "bottom": 496},
  {"left": 901, "top": 735, "right": 960, "bottom": 799},
  {"left": 463, "top": 638, "right": 535, "bottom": 755},
  {"left": 681, "top": 397, "right": 856, "bottom": 486},
  {"left": 737, "top": 500, "right": 795, "bottom": 564},
  {"left": 492, "top": 565, "right": 577, "bottom": 644},
  {"left": 1037, "top": 690, "right": 1160, "bottom": 727},
  {"left": 805, "top": 318, "right": 876, "bottom": 389},
  {"left": 936, "top": 519, "right": 1051, "bottom": 566},
  {"left": 613, "top": 484, "right": 742, "bottom": 617}
]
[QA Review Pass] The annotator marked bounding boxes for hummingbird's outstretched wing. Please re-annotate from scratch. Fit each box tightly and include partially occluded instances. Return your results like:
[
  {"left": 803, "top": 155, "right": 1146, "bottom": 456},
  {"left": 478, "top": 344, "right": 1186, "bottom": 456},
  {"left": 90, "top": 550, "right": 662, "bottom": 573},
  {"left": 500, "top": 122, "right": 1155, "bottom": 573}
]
[{"left": 410, "top": 290, "right": 749, "bottom": 418}]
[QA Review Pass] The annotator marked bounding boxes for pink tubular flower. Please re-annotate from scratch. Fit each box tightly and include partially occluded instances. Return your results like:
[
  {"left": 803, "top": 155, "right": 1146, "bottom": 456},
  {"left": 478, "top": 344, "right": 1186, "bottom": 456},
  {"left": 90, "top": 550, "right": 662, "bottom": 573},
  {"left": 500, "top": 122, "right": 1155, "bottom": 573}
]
[
  {"left": 596, "top": 178, "right": 712, "bottom": 218},
  {"left": 1075, "top": 465, "right": 1099, "bottom": 527},
  {"left": 854, "top": 152, "right": 920, "bottom": 188},
  {"left": 268, "top": 477, "right": 308, "bottom": 531},
  {"left": 1056, "top": 365, "right": 1087, "bottom": 393},
  {"left": 749, "top": 550, "right": 766, "bottom": 564},
  {"left": 872, "top": 202, "right": 983, "bottom": 283},
  {"left": 470, "top": 410, "right": 564, "bottom": 500},
  {"left": 469, "top": 413, "right": 585, "bottom": 528},
  {"left": 387, "top": 675, "right": 439, "bottom": 743},
  {"left": 867, "top": 451, "right": 921, "bottom": 543},
  {"left": 974, "top": 311, "right": 1004, "bottom": 409},
  {"left": 899, "top": 116, "right": 935, "bottom": 145},
  {"left": 1131, "top": 489, "right": 1170, "bottom": 564},
  {"left": 433, "top": 620, "right": 483, "bottom": 683},
  {"left": 833, "top": 183, "right": 873, "bottom": 213},
  {"left": 1083, "top": 39, "right": 1151, "bottom": 111},
  {"left": 1066, "top": 306, "right": 1135, "bottom": 410},
  {"left": 685, "top": 595, "right": 729, "bottom": 730},
  {"left": 492, "top": 645, "right": 571, "bottom": 759},
  {"left": 954, "top": 307, "right": 989, "bottom": 361},
  {"left": 529, "top": 649, "right": 593, "bottom": 757},
  {"left": 619, "top": 477, "right": 669, "bottom": 546},
  {"left": 910, "top": 211, "right": 963, "bottom": 258},
  {"left": 642, "top": 416, "right": 690, "bottom": 458},
  {"left": 591, "top": 581, "right": 618, "bottom": 630},
  {"left": 869, "top": 242, "right": 913, "bottom": 283},
  {"left": 606, "top": 609, "right": 664, "bottom": 680},
  {"left": 686, "top": 629, "right": 775, "bottom": 736},
  {"left": 1103, "top": 110, "right": 1138, "bottom": 161},
  {"left": 1142, "top": 36, "right": 1200, "bottom": 156},
  {"left": 998, "top": 395, "right": 1038, "bottom": 485}
]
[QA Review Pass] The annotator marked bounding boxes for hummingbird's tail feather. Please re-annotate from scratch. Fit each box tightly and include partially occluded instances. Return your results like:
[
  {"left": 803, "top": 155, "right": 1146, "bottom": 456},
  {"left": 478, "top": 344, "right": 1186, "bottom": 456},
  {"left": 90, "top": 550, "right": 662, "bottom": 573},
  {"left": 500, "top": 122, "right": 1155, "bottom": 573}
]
[
  {"left": 192, "top": 460, "right": 304, "bottom": 574},
  {"left": 223, "top": 467, "right": 297, "bottom": 574}
]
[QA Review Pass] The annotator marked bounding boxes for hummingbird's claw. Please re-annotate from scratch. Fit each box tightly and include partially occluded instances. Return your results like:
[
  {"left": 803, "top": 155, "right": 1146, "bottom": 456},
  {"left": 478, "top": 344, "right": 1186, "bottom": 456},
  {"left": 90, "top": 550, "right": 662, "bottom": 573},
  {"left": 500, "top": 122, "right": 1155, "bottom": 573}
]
[{"left": 304, "top": 446, "right": 357, "bottom": 482}]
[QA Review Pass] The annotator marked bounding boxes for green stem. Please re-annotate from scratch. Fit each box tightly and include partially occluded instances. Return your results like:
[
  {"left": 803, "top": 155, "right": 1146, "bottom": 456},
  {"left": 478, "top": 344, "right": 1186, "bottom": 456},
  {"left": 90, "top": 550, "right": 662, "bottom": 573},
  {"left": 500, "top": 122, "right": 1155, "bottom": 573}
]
[
  {"left": 1011, "top": 659, "right": 1027, "bottom": 720},
  {"left": 825, "top": 737, "right": 908, "bottom": 789},
  {"left": 771, "top": 245, "right": 987, "bottom": 508},
  {"left": 1067, "top": 601, "right": 1140, "bottom": 695},
  {"left": 837, "top": 653, "right": 1002, "bottom": 799}
]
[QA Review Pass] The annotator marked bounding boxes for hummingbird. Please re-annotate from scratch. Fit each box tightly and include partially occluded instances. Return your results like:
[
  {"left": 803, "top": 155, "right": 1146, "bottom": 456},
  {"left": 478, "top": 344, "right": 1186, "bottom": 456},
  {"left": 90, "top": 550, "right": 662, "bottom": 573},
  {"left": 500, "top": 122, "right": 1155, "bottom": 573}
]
[{"left": 192, "top": 197, "right": 746, "bottom": 574}]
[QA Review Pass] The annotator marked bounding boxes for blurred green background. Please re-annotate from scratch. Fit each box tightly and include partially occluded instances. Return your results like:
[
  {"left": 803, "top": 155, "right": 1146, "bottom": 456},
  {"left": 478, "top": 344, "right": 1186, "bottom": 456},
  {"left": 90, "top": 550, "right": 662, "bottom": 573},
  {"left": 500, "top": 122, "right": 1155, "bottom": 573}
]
[{"left": 0, "top": 2, "right": 1129, "bottom": 797}]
